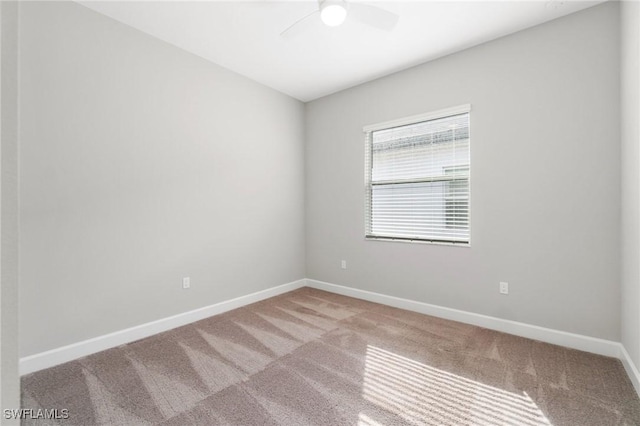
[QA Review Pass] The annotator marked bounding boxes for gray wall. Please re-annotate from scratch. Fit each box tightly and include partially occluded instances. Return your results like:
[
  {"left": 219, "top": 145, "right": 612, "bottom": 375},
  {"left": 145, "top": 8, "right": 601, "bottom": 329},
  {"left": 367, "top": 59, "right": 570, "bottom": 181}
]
[
  {"left": 18, "top": 0, "right": 627, "bottom": 360},
  {"left": 305, "top": 2, "right": 621, "bottom": 340},
  {"left": 1, "top": 1, "right": 20, "bottom": 420},
  {"left": 19, "top": 2, "right": 305, "bottom": 357},
  {"left": 621, "top": 0, "right": 640, "bottom": 368}
]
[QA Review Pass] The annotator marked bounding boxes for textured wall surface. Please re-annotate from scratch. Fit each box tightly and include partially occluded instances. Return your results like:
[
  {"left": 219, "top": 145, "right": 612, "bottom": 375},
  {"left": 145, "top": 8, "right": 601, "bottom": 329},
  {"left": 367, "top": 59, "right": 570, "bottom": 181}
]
[
  {"left": 1, "top": 1, "right": 20, "bottom": 420},
  {"left": 19, "top": 2, "right": 305, "bottom": 356},
  {"left": 305, "top": 3, "right": 621, "bottom": 340}
]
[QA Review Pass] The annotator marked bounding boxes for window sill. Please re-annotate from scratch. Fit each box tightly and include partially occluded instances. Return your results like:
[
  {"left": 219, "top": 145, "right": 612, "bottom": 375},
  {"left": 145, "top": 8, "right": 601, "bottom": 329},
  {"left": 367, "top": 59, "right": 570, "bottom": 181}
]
[{"left": 365, "top": 236, "right": 470, "bottom": 247}]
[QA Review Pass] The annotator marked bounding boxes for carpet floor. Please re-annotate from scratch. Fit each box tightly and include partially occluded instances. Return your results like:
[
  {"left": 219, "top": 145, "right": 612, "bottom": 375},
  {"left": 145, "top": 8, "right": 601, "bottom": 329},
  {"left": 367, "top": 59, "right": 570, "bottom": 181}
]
[{"left": 21, "top": 287, "right": 640, "bottom": 425}]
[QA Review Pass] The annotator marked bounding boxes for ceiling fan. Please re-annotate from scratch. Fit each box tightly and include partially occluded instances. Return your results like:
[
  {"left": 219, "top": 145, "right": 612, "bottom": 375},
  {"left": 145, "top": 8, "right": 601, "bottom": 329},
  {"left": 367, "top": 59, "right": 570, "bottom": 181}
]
[{"left": 280, "top": 0, "right": 399, "bottom": 38}]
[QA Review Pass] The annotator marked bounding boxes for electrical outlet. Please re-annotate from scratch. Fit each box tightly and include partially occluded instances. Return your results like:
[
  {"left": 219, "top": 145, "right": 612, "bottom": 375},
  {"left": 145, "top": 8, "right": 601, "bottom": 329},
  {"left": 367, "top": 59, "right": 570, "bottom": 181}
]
[
  {"left": 183, "top": 277, "right": 191, "bottom": 289},
  {"left": 499, "top": 281, "right": 509, "bottom": 295},
  {"left": 341, "top": 260, "right": 347, "bottom": 269}
]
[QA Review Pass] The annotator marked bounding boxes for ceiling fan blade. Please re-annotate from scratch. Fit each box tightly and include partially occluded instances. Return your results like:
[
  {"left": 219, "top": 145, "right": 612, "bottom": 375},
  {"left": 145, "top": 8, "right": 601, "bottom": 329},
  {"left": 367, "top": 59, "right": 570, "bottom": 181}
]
[
  {"left": 348, "top": 3, "right": 399, "bottom": 31},
  {"left": 280, "top": 10, "right": 319, "bottom": 39}
]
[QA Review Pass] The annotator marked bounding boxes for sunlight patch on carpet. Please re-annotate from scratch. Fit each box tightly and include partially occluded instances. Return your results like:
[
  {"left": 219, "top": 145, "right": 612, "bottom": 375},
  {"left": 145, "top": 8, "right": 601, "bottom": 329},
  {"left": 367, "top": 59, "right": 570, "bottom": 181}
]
[
  {"left": 358, "top": 412, "right": 387, "bottom": 426},
  {"left": 362, "top": 345, "right": 552, "bottom": 426}
]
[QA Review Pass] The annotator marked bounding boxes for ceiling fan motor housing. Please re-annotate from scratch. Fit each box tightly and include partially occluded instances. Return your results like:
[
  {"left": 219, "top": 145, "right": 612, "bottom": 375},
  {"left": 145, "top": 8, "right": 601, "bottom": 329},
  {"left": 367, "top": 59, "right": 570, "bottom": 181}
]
[{"left": 320, "top": 0, "right": 349, "bottom": 27}]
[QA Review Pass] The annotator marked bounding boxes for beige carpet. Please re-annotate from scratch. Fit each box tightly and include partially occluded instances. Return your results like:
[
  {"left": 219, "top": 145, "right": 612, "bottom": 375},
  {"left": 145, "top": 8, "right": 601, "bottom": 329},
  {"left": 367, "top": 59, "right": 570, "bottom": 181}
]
[{"left": 21, "top": 287, "right": 640, "bottom": 425}]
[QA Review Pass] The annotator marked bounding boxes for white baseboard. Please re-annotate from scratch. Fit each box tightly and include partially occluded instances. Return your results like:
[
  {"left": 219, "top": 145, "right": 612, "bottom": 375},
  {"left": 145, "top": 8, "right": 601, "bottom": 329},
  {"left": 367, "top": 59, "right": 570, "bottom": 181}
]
[
  {"left": 306, "top": 279, "right": 622, "bottom": 358},
  {"left": 19, "top": 279, "right": 306, "bottom": 375},
  {"left": 620, "top": 345, "right": 640, "bottom": 396},
  {"left": 20, "top": 276, "right": 640, "bottom": 400}
]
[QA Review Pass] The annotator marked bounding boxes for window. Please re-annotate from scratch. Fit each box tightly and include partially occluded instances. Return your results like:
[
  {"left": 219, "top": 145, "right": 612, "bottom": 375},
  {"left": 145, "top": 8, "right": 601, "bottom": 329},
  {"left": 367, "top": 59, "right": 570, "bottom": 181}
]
[{"left": 364, "top": 105, "right": 470, "bottom": 245}]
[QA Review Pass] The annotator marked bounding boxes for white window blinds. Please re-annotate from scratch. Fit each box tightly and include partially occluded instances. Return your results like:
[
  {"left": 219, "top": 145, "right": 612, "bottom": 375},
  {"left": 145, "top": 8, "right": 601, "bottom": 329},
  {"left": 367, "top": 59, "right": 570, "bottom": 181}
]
[{"left": 364, "top": 106, "right": 470, "bottom": 244}]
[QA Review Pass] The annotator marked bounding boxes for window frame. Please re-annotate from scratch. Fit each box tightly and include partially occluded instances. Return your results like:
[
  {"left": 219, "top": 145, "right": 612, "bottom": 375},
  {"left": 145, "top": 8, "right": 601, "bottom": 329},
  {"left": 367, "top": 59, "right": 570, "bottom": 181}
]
[{"left": 363, "top": 104, "right": 471, "bottom": 246}]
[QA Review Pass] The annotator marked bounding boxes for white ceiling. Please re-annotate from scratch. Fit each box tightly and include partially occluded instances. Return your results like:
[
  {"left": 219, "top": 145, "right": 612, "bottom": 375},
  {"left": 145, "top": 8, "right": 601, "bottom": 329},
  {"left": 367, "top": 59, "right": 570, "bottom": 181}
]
[{"left": 79, "top": 1, "right": 604, "bottom": 102}]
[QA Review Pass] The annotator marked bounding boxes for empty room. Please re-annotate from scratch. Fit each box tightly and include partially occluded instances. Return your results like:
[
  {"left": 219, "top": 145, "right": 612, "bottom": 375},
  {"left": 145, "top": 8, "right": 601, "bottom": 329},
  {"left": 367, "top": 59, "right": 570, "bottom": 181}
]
[{"left": 0, "top": 0, "right": 639, "bottom": 424}]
